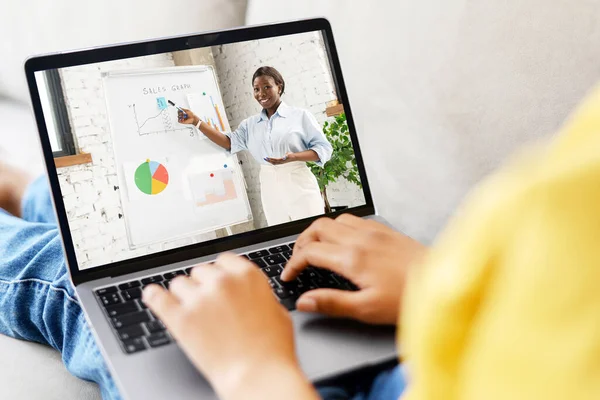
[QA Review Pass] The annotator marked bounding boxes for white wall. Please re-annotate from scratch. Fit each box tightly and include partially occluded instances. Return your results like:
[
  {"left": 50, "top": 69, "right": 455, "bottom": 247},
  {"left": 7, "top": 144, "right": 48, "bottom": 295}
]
[
  {"left": 213, "top": 31, "right": 365, "bottom": 225},
  {"left": 58, "top": 54, "right": 219, "bottom": 269}
]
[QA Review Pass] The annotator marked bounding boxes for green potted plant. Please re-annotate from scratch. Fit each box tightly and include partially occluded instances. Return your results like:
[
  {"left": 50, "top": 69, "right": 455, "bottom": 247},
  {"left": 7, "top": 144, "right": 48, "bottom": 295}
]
[{"left": 309, "top": 113, "right": 362, "bottom": 213}]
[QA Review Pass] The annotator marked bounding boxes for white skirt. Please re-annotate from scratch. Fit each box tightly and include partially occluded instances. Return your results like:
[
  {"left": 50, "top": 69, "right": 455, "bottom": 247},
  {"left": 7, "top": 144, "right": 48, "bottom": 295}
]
[{"left": 259, "top": 162, "right": 325, "bottom": 226}]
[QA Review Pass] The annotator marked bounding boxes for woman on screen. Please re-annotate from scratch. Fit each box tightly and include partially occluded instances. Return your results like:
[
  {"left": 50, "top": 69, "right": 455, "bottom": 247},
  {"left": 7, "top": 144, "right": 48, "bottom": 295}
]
[{"left": 178, "top": 66, "right": 333, "bottom": 226}]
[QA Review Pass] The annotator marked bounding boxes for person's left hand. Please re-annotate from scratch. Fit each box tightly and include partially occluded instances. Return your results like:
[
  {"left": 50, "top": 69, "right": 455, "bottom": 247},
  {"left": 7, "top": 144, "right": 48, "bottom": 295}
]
[
  {"left": 265, "top": 152, "right": 295, "bottom": 165},
  {"left": 142, "top": 254, "right": 300, "bottom": 398}
]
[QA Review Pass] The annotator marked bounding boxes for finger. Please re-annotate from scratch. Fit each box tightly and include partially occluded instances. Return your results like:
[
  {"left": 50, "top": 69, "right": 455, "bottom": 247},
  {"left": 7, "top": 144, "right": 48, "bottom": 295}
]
[
  {"left": 142, "top": 284, "right": 182, "bottom": 327},
  {"left": 295, "top": 217, "right": 358, "bottom": 250},
  {"left": 296, "top": 289, "right": 362, "bottom": 319},
  {"left": 335, "top": 213, "right": 390, "bottom": 233},
  {"left": 168, "top": 275, "right": 200, "bottom": 303},
  {"left": 215, "top": 252, "right": 255, "bottom": 275},
  {"left": 190, "top": 262, "right": 222, "bottom": 284},
  {"left": 281, "top": 241, "right": 347, "bottom": 281}
]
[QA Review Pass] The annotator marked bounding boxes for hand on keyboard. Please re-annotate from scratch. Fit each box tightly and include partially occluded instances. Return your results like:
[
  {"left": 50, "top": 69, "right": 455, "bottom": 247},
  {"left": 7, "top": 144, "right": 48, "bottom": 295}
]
[
  {"left": 281, "top": 214, "right": 427, "bottom": 325},
  {"left": 142, "top": 254, "right": 315, "bottom": 399}
]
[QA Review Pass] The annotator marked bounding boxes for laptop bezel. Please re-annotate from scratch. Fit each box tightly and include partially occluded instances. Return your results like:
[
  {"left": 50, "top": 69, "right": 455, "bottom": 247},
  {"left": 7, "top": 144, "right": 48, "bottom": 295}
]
[{"left": 24, "top": 18, "right": 376, "bottom": 286}]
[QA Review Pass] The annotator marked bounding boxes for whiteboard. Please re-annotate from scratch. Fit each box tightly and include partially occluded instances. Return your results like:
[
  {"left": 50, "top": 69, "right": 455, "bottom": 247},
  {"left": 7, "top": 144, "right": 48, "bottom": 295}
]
[{"left": 102, "top": 66, "right": 252, "bottom": 248}]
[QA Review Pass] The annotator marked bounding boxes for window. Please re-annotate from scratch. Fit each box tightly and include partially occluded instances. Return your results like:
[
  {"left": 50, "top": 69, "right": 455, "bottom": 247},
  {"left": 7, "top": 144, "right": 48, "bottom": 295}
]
[{"left": 38, "top": 70, "right": 76, "bottom": 157}]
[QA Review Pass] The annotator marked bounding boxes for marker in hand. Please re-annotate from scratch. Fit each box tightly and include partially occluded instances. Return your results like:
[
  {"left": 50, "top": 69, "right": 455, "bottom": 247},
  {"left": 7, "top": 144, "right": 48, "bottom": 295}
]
[{"left": 168, "top": 100, "right": 188, "bottom": 120}]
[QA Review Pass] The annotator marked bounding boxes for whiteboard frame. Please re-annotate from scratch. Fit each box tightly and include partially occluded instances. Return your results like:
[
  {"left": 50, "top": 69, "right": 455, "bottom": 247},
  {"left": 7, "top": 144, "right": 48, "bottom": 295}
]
[{"left": 102, "top": 65, "right": 253, "bottom": 249}]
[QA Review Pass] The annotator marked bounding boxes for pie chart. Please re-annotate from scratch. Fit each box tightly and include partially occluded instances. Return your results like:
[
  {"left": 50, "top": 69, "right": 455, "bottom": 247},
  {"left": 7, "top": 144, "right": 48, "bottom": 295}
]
[{"left": 134, "top": 160, "right": 169, "bottom": 195}]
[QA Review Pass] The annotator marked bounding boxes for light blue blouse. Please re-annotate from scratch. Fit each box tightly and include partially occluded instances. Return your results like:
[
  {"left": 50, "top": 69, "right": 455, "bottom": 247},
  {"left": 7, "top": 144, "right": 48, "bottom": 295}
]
[{"left": 225, "top": 102, "right": 333, "bottom": 167}]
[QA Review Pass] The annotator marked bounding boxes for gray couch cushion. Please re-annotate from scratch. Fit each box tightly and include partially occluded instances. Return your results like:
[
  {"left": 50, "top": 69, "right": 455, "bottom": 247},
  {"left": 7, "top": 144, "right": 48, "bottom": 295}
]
[
  {"left": 0, "top": 0, "right": 248, "bottom": 103},
  {"left": 0, "top": 335, "right": 101, "bottom": 400}
]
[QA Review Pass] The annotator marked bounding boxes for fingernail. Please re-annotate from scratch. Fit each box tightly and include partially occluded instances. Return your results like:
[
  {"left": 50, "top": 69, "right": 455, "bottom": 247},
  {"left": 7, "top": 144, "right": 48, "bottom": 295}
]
[
  {"left": 297, "top": 297, "right": 317, "bottom": 312},
  {"left": 142, "top": 284, "right": 159, "bottom": 302}
]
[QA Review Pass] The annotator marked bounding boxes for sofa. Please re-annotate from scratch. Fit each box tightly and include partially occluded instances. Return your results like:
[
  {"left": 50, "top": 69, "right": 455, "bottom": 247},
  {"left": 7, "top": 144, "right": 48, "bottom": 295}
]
[{"left": 1, "top": 0, "right": 599, "bottom": 398}]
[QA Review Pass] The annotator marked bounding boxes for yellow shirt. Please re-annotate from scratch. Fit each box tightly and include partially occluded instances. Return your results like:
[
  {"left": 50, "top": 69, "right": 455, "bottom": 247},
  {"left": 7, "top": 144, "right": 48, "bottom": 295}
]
[{"left": 401, "top": 85, "right": 600, "bottom": 400}]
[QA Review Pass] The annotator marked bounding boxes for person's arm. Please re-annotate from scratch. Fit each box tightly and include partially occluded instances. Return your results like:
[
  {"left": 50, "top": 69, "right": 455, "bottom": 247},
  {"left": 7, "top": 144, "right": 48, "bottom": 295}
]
[
  {"left": 265, "top": 149, "right": 319, "bottom": 165},
  {"left": 266, "top": 110, "right": 332, "bottom": 165},
  {"left": 143, "top": 255, "right": 319, "bottom": 400},
  {"left": 178, "top": 108, "right": 231, "bottom": 150},
  {"left": 302, "top": 111, "right": 333, "bottom": 166}
]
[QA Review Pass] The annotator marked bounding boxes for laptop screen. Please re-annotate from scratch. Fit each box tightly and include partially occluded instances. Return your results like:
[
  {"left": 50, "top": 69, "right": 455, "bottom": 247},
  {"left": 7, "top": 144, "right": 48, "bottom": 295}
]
[{"left": 33, "top": 29, "right": 368, "bottom": 271}]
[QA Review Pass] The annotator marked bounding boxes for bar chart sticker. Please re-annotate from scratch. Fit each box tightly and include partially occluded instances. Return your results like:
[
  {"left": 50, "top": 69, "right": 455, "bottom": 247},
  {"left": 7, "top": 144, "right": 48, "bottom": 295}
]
[{"left": 187, "top": 92, "right": 229, "bottom": 134}]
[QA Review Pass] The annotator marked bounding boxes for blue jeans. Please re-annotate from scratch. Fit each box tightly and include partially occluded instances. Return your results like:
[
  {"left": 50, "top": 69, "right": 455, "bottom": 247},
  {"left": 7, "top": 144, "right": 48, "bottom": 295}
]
[{"left": 0, "top": 176, "right": 406, "bottom": 400}]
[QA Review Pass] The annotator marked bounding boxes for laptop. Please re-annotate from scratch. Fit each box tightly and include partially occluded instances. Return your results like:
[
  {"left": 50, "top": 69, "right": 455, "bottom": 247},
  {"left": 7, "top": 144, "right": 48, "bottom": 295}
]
[{"left": 25, "top": 18, "right": 397, "bottom": 399}]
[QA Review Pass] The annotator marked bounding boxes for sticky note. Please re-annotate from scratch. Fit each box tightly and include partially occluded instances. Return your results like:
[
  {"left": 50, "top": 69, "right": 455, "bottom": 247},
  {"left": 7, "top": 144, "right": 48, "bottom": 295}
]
[{"left": 156, "top": 97, "right": 168, "bottom": 110}]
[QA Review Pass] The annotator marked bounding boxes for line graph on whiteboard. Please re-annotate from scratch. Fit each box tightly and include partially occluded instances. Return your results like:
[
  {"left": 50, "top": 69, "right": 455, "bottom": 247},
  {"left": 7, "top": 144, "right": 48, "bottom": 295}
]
[{"left": 128, "top": 104, "right": 195, "bottom": 137}]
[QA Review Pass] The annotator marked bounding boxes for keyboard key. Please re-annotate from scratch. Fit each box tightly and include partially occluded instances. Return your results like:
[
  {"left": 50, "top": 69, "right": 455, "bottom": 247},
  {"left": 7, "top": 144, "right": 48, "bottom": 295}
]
[
  {"left": 274, "top": 286, "right": 291, "bottom": 299},
  {"left": 163, "top": 270, "right": 185, "bottom": 280},
  {"left": 280, "top": 297, "right": 297, "bottom": 311},
  {"left": 96, "top": 286, "right": 117, "bottom": 296},
  {"left": 111, "top": 311, "right": 151, "bottom": 329},
  {"left": 118, "top": 281, "right": 141, "bottom": 290},
  {"left": 267, "top": 278, "right": 279, "bottom": 289},
  {"left": 145, "top": 320, "right": 166, "bottom": 334},
  {"left": 105, "top": 301, "right": 139, "bottom": 317},
  {"left": 121, "top": 287, "right": 142, "bottom": 301},
  {"left": 313, "top": 275, "right": 341, "bottom": 289},
  {"left": 261, "top": 265, "right": 283, "bottom": 277},
  {"left": 163, "top": 280, "right": 173, "bottom": 289},
  {"left": 274, "top": 276, "right": 297, "bottom": 289},
  {"left": 146, "top": 332, "right": 171, "bottom": 347},
  {"left": 275, "top": 276, "right": 307, "bottom": 295},
  {"left": 264, "top": 254, "right": 286, "bottom": 266},
  {"left": 288, "top": 242, "right": 295, "bottom": 249},
  {"left": 122, "top": 338, "right": 146, "bottom": 354},
  {"left": 141, "top": 275, "right": 164, "bottom": 285},
  {"left": 305, "top": 268, "right": 322, "bottom": 280},
  {"left": 268, "top": 244, "right": 290, "bottom": 254},
  {"left": 136, "top": 299, "right": 147, "bottom": 310},
  {"left": 303, "top": 281, "right": 319, "bottom": 293},
  {"left": 99, "top": 293, "right": 121, "bottom": 306},
  {"left": 147, "top": 332, "right": 171, "bottom": 348},
  {"left": 282, "top": 250, "right": 293, "bottom": 260},
  {"left": 248, "top": 250, "right": 270, "bottom": 259},
  {"left": 250, "top": 258, "right": 268, "bottom": 268},
  {"left": 117, "top": 324, "right": 145, "bottom": 341}
]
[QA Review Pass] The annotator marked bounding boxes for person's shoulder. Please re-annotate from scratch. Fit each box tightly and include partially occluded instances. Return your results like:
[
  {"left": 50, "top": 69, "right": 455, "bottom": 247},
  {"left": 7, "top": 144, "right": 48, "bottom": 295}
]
[
  {"left": 239, "top": 113, "right": 262, "bottom": 127},
  {"left": 279, "top": 102, "right": 308, "bottom": 117}
]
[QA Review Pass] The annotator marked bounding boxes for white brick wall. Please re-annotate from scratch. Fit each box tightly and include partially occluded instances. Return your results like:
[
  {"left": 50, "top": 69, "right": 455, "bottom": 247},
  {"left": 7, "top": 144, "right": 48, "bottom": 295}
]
[
  {"left": 58, "top": 54, "right": 223, "bottom": 269},
  {"left": 213, "top": 31, "right": 364, "bottom": 217}
]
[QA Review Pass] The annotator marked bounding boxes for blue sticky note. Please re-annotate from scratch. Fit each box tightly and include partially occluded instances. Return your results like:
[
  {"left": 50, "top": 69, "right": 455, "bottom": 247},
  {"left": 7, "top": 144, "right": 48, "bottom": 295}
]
[{"left": 156, "top": 97, "right": 168, "bottom": 110}]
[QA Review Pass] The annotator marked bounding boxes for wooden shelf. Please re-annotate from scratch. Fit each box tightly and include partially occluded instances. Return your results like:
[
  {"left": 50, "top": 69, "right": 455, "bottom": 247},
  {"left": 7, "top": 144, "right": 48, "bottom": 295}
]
[
  {"left": 326, "top": 104, "right": 344, "bottom": 117},
  {"left": 54, "top": 153, "right": 92, "bottom": 168}
]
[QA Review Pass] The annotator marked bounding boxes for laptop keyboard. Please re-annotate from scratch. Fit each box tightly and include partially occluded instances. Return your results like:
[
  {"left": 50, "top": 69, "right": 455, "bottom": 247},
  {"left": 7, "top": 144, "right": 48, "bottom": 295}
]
[{"left": 94, "top": 242, "right": 359, "bottom": 355}]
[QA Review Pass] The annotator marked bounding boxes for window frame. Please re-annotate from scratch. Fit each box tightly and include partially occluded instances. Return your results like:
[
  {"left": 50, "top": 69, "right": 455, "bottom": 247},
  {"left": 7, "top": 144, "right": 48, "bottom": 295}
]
[{"left": 43, "top": 70, "right": 76, "bottom": 158}]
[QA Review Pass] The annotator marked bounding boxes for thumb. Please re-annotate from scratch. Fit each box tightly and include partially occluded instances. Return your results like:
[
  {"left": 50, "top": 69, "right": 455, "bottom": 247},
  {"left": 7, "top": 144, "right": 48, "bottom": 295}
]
[
  {"left": 296, "top": 289, "right": 361, "bottom": 319},
  {"left": 142, "top": 284, "right": 181, "bottom": 328}
]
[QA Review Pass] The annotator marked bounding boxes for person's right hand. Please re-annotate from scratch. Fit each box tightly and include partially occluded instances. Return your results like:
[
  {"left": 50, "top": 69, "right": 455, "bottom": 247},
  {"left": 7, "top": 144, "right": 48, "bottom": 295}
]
[
  {"left": 281, "top": 214, "right": 427, "bottom": 325},
  {"left": 177, "top": 108, "right": 199, "bottom": 126}
]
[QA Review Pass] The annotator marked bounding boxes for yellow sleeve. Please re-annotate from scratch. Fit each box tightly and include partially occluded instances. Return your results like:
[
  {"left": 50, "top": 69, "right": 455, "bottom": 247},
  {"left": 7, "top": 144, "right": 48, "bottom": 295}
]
[{"left": 400, "top": 85, "right": 600, "bottom": 400}]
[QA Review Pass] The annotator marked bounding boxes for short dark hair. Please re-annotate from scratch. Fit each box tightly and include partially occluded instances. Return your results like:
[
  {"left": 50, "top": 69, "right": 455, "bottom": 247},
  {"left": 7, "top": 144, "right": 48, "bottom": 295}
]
[{"left": 252, "top": 66, "right": 285, "bottom": 95}]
